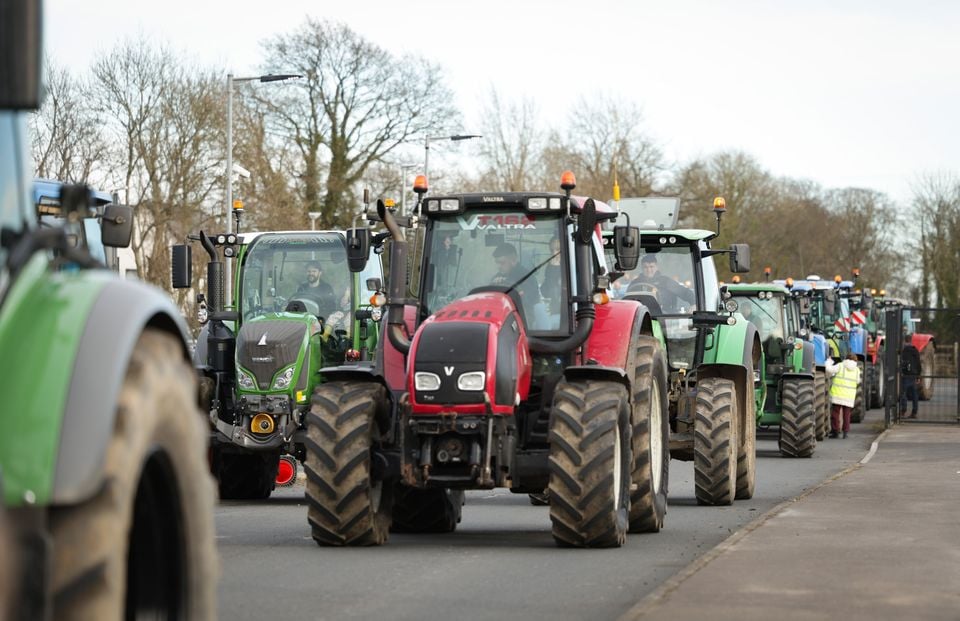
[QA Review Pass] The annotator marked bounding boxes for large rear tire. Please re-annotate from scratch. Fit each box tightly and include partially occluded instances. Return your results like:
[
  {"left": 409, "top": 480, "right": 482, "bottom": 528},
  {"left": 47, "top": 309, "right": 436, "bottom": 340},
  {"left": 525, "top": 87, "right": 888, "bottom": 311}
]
[
  {"left": 628, "top": 336, "right": 670, "bottom": 533},
  {"left": 779, "top": 378, "right": 816, "bottom": 458},
  {"left": 391, "top": 487, "right": 464, "bottom": 533},
  {"left": 548, "top": 379, "right": 632, "bottom": 548},
  {"left": 814, "top": 370, "right": 827, "bottom": 441},
  {"left": 213, "top": 450, "right": 280, "bottom": 500},
  {"left": 851, "top": 362, "right": 866, "bottom": 423},
  {"left": 48, "top": 329, "right": 217, "bottom": 620},
  {"left": 871, "top": 357, "right": 886, "bottom": 409},
  {"left": 694, "top": 378, "right": 739, "bottom": 506},
  {"left": 304, "top": 381, "right": 393, "bottom": 546}
]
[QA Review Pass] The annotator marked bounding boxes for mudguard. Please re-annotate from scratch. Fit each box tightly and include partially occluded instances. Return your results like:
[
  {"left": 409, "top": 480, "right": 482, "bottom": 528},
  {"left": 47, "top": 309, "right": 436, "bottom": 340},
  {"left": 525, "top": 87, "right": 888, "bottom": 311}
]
[
  {"left": 52, "top": 278, "right": 191, "bottom": 505},
  {"left": 700, "top": 317, "right": 764, "bottom": 422},
  {"left": 582, "top": 300, "right": 651, "bottom": 371},
  {"left": 911, "top": 333, "right": 934, "bottom": 353}
]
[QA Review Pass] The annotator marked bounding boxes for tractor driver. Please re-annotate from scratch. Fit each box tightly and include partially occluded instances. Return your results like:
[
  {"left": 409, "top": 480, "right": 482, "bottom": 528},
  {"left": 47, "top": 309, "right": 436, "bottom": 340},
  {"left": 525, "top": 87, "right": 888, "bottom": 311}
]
[
  {"left": 627, "top": 254, "right": 696, "bottom": 312},
  {"left": 491, "top": 243, "right": 542, "bottom": 306},
  {"left": 296, "top": 261, "right": 337, "bottom": 317}
]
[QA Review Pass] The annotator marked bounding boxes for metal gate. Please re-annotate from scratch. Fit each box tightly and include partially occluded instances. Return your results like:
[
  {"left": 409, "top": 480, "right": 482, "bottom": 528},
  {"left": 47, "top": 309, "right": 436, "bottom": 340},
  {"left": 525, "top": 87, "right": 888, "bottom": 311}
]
[{"left": 884, "top": 306, "right": 960, "bottom": 425}]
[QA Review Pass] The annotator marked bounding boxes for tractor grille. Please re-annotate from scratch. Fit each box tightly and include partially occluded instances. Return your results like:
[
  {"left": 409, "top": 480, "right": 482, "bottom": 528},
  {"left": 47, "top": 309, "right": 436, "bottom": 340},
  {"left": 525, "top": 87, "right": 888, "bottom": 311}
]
[{"left": 237, "top": 321, "right": 307, "bottom": 390}]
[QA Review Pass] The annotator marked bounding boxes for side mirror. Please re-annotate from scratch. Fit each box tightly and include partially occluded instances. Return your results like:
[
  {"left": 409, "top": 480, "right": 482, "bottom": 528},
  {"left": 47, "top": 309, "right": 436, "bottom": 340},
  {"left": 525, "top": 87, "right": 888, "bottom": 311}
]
[
  {"left": 729, "top": 243, "right": 751, "bottom": 273},
  {"left": 0, "top": 0, "right": 42, "bottom": 110},
  {"left": 101, "top": 204, "right": 134, "bottom": 248},
  {"left": 365, "top": 277, "right": 382, "bottom": 291},
  {"left": 346, "top": 227, "right": 370, "bottom": 273},
  {"left": 171, "top": 244, "right": 192, "bottom": 288},
  {"left": 613, "top": 225, "right": 641, "bottom": 272},
  {"left": 576, "top": 198, "right": 597, "bottom": 245}
]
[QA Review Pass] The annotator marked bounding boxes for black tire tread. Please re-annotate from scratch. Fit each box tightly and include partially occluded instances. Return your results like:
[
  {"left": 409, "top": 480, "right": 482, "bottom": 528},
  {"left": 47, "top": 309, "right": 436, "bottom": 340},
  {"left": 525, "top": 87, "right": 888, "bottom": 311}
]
[
  {"left": 693, "top": 377, "right": 738, "bottom": 506},
  {"left": 391, "top": 488, "right": 463, "bottom": 533},
  {"left": 304, "top": 381, "right": 392, "bottom": 547},
  {"left": 628, "top": 336, "right": 670, "bottom": 532},
  {"left": 548, "top": 379, "right": 630, "bottom": 548},
  {"left": 780, "top": 378, "right": 817, "bottom": 458},
  {"left": 48, "top": 330, "right": 217, "bottom": 620}
]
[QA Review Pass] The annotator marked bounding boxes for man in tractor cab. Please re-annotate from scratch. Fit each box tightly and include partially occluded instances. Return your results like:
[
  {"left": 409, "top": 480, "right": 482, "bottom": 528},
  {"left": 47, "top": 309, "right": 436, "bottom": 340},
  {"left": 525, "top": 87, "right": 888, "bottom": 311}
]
[
  {"left": 296, "top": 261, "right": 337, "bottom": 317},
  {"left": 490, "top": 243, "right": 542, "bottom": 304},
  {"left": 627, "top": 254, "right": 695, "bottom": 313}
]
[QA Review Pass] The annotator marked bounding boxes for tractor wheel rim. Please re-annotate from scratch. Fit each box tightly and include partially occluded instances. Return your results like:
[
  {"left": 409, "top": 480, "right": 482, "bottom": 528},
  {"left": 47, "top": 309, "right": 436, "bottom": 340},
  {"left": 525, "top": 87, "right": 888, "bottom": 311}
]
[{"left": 650, "top": 382, "right": 664, "bottom": 495}]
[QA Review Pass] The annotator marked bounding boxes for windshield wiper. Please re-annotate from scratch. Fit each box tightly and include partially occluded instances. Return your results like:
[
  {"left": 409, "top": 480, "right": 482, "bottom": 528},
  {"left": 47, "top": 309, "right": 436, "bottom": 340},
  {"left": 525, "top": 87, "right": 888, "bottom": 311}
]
[{"left": 505, "top": 251, "right": 559, "bottom": 297}]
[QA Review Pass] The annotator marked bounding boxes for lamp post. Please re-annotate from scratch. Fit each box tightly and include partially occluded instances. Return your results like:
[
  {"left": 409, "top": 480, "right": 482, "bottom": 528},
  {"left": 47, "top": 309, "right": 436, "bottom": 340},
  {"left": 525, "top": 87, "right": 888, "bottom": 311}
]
[
  {"left": 225, "top": 72, "right": 301, "bottom": 303},
  {"left": 398, "top": 163, "right": 418, "bottom": 215},
  {"left": 423, "top": 134, "right": 482, "bottom": 185}
]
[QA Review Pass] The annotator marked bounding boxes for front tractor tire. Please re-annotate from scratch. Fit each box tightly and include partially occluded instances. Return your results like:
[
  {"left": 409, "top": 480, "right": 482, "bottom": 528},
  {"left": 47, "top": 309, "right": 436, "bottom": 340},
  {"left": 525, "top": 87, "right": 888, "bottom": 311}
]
[
  {"left": 305, "top": 381, "right": 393, "bottom": 546},
  {"left": 919, "top": 344, "right": 936, "bottom": 400},
  {"left": 628, "top": 336, "right": 670, "bottom": 533},
  {"left": 391, "top": 487, "right": 464, "bottom": 533},
  {"left": 779, "top": 379, "right": 817, "bottom": 458},
  {"left": 814, "top": 370, "right": 828, "bottom": 441},
  {"left": 694, "top": 378, "right": 739, "bottom": 506},
  {"left": 548, "top": 379, "right": 632, "bottom": 548},
  {"left": 851, "top": 362, "right": 866, "bottom": 423},
  {"left": 49, "top": 330, "right": 217, "bottom": 620}
]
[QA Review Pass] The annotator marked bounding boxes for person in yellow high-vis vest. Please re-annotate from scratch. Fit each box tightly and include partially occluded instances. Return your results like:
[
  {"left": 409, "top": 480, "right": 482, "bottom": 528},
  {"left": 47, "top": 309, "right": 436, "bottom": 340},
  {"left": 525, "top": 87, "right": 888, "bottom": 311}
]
[{"left": 826, "top": 353, "right": 861, "bottom": 438}]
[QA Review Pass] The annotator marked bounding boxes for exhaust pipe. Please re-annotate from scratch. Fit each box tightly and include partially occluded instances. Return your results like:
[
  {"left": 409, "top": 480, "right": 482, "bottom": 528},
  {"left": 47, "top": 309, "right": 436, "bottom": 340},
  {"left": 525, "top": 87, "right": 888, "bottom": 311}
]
[{"left": 378, "top": 201, "right": 411, "bottom": 354}]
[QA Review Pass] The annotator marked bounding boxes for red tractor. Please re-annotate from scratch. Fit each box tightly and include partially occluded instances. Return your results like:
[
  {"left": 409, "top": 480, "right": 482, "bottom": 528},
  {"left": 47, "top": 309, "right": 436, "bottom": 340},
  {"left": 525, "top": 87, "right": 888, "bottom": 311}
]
[{"left": 304, "top": 173, "right": 669, "bottom": 548}]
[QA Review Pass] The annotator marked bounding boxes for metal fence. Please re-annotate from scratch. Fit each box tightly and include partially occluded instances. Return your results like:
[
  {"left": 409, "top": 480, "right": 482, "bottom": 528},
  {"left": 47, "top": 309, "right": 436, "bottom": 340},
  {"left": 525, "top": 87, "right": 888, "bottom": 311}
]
[{"left": 884, "top": 307, "right": 960, "bottom": 426}]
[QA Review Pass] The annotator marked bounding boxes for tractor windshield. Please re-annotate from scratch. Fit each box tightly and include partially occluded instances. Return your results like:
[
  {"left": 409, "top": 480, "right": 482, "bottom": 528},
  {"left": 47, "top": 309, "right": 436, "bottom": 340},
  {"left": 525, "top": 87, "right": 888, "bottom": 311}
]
[
  {"left": 240, "top": 232, "right": 352, "bottom": 332},
  {"left": 424, "top": 211, "right": 567, "bottom": 333},
  {"left": 731, "top": 294, "right": 786, "bottom": 341}
]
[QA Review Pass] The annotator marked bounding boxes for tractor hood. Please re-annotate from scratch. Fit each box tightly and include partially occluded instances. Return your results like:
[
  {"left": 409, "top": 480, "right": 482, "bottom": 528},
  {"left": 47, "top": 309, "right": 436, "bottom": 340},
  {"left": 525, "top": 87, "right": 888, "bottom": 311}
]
[
  {"left": 408, "top": 291, "right": 532, "bottom": 415},
  {"left": 236, "top": 312, "right": 319, "bottom": 393}
]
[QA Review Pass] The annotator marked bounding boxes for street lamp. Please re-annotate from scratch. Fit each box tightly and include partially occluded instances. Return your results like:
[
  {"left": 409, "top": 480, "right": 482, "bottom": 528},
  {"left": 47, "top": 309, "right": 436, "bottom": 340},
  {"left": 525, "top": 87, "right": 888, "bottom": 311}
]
[
  {"left": 423, "top": 134, "right": 482, "bottom": 185},
  {"left": 398, "top": 163, "right": 419, "bottom": 215},
  {"left": 224, "top": 72, "right": 301, "bottom": 303}
]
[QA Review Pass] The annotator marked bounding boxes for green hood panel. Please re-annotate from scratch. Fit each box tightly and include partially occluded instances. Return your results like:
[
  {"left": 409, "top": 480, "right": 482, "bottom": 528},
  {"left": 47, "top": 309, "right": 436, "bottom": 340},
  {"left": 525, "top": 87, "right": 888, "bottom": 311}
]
[{"left": 0, "top": 256, "right": 109, "bottom": 506}]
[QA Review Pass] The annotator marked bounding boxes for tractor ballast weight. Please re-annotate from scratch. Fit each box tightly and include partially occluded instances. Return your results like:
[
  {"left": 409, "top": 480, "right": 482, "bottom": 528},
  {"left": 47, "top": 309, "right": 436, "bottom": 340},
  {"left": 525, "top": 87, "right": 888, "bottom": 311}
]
[
  {"left": 172, "top": 221, "right": 384, "bottom": 499},
  {"left": 304, "top": 175, "right": 670, "bottom": 548}
]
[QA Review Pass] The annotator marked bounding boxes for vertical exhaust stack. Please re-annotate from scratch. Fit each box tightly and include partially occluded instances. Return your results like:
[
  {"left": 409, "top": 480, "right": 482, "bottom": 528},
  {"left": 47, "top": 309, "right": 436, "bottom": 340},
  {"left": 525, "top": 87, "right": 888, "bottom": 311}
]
[
  {"left": 381, "top": 186, "right": 416, "bottom": 355},
  {"left": 200, "top": 231, "right": 223, "bottom": 315}
]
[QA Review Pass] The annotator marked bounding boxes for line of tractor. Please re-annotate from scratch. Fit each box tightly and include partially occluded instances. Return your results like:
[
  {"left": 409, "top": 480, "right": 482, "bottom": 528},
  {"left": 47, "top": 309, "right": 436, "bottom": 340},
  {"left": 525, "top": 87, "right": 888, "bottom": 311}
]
[{"left": 169, "top": 169, "right": 900, "bottom": 549}]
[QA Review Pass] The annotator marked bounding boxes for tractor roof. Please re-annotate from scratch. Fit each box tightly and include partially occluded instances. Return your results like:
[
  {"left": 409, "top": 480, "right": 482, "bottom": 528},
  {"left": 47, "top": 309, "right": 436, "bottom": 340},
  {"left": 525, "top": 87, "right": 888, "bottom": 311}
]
[
  {"left": 727, "top": 283, "right": 791, "bottom": 295},
  {"left": 239, "top": 230, "right": 346, "bottom": 245},
  {"left": 422, "top": 192, "right": 618, "bottom": 220}
]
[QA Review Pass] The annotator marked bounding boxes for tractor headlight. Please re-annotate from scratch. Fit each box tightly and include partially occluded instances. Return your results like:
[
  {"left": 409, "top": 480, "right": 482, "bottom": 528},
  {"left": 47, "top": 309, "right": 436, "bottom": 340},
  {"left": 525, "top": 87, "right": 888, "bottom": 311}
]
[
  {"left": 370, "top": 307, "right": 383, "bottom": 321},
  {"left": 724, "top": 299, "right": 739, "bottom": 312},
  {"left": 414, "top": 372, "right": 441, "bottom": 391},
  {"left": 272, "top": 366, "right": 296, "bottom": 390},
  {"left": 457, "top": 371, "right": 485, "bottom": 391},
  {"left": 238, "top": 369, "right": 256, "bottom": 390}
]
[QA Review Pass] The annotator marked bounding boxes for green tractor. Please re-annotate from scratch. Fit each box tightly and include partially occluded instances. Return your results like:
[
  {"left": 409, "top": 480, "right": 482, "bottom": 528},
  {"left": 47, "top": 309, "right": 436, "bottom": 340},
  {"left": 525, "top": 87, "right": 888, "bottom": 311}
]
[
  {"left": 172, "top": 219, "right": 384, "bottom": 499},
  {"left": 727, "top": 283, "right": 819, "bottom": 457},
  {"left": 0, "top": 3, "right": 216, "bottom": 617},
  {"left": 608, "top": 196, "right": 764, "bottom": 505}
]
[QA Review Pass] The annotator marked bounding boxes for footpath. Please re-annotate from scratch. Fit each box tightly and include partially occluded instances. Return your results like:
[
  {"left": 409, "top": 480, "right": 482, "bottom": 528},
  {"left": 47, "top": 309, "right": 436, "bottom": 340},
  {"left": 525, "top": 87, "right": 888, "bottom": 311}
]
[{"left": 621, "top": 424, "right": 960, "bottom": 621}]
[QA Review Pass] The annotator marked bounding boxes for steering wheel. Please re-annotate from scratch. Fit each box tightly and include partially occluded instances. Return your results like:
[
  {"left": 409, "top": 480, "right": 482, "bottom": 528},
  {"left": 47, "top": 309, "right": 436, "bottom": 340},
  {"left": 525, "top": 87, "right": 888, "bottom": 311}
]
[{"left": 627, "top": 282, "right": 659, "bottom": 298}]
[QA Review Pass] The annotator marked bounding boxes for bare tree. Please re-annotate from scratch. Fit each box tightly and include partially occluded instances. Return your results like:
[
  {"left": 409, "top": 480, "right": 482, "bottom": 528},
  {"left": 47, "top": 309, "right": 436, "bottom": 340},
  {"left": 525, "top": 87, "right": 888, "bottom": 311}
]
[
  {"left": 477, "top": 88, "right": 542, "bottom": 191},
  {"left": 912, "top": 173, "right": 960, "bottom": 307},
  {"left": 89, "top": 38, "right": 224, "bottom": 298},
  {"left": 540, "top": 96, "right": 664, "bottom": 199},
  {"left": 29, "top": 60, "right": 107, "bottom": 183},
  {"left": 260, "top": 19, "right": 460, "bottom": 228}
]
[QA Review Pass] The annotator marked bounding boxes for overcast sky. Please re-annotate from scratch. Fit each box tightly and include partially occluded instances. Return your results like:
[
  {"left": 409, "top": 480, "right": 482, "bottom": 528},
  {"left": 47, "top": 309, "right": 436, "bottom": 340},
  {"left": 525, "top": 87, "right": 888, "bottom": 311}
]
[{"left": 47, "top": 0, "right": 960, "bottom": 203}]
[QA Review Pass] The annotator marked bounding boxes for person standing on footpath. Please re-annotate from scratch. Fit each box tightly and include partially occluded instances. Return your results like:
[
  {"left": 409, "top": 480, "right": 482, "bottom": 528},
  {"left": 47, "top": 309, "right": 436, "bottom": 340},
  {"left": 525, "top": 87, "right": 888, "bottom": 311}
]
[
  {"left": 899, "top": 335, "right": 922, "bottom": 419},
  {"left": 826, "top": 353, "right": 861, "bottom": 438}
]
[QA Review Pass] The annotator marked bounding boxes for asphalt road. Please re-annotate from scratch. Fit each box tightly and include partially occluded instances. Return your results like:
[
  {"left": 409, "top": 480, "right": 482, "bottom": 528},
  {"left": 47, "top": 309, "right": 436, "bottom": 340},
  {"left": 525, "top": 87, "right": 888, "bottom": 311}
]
[{"left": 216, "top": 409, "right": 884, "bottom": 621}]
